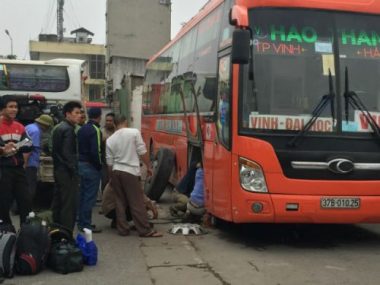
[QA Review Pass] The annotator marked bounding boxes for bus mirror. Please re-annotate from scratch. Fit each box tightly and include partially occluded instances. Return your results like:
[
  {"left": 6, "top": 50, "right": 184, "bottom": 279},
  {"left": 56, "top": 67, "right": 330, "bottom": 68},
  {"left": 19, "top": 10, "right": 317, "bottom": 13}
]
[
  {"left": 203, "top": 77, "right": 217, "bottom": 100},
  {"left": 231, "top": 29, "right": 250, "bottom": 64},
  {"left": 228, "top": 9, "right": 236, "bottom": 26}
]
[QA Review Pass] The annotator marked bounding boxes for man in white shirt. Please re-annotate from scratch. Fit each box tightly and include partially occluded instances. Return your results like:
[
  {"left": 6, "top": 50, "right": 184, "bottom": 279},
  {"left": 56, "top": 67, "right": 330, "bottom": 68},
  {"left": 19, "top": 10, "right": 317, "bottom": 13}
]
[{"left": 106, "top": 115, "right": 162, "bottom": 237}]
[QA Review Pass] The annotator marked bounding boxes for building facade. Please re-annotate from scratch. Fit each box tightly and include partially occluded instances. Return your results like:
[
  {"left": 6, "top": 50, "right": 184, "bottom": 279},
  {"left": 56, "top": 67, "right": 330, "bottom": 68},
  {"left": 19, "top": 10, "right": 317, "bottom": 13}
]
[
  {"left": 106, "top": 0, "right": 171, "bottom": 100},
  {"left": 29, "top": 30, "right": 106, "bottom": 103}
]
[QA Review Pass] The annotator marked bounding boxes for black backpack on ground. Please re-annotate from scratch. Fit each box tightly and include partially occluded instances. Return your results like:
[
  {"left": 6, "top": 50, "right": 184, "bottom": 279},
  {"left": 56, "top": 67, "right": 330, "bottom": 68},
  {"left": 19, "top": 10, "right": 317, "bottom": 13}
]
[
  {"left": 0, "top": 223, "right": 16, "bottom": 278},
  {"left": 47, "top": 224, "right": 83, "bottom": 274},
  {"left": 15, "top": 219, "right": 50, "bottom": 275}
]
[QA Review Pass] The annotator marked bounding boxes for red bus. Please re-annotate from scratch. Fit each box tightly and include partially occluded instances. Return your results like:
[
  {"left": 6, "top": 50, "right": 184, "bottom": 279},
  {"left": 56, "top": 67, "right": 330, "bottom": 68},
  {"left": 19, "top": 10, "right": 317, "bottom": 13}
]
[{"left": 142, "top": 0, "right": 380, "bottom": 224}]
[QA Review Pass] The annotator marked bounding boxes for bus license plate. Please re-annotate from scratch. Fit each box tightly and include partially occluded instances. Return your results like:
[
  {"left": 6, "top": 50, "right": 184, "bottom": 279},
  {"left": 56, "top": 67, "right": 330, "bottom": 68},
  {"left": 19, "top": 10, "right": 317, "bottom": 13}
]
[{"left": 320, "top": 197, "right": 360, "bottom": 209}]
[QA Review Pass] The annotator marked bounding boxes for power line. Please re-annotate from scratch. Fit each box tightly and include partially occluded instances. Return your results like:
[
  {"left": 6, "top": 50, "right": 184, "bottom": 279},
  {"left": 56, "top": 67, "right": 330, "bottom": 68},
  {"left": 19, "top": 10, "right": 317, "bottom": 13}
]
[
  {"left": 43, "top": 0, "right": 56, "bottom": 34},
  {"left": 63, "top": 9, "right": 76, "bottom": 33},
  {"left": 46, "top": 6, "right": 57, "bottom": 34},
  {"left": 67, "top": 0, "right": 81, "bottom": 28}
]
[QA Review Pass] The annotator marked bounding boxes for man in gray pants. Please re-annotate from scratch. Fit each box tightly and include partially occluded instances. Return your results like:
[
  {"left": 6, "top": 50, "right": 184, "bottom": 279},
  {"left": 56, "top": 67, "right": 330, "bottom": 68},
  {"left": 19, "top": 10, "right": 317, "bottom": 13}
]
[{"left": 51, "top": 101, "right": 82, "bottom": 231}]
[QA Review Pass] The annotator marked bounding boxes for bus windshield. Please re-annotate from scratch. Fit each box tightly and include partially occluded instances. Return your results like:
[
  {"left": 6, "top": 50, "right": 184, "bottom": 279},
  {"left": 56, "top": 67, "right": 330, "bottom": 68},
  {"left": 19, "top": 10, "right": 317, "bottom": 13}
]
[{"left": 240, "top": 8, "right": 380, "bottom": 134}]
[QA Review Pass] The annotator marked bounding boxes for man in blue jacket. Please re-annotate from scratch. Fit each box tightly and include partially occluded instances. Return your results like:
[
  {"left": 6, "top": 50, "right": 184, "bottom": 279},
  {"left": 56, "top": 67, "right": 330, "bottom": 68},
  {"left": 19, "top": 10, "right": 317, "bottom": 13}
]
[
  {"left": 170, "top": 162, "right": 205, "bottom": 223},
  {"left": 24, "top": 114, "right": 54, "bottom": 203},
  {"left": 77, "top": 108, "right": 103, "bottom": 233}
]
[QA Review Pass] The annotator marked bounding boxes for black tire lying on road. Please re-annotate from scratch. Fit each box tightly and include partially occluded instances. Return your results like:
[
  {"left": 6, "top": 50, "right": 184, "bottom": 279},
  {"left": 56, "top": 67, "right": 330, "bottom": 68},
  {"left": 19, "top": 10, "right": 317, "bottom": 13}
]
[{"left": 144, "top": 148, "right": 175, "bottom": 201}]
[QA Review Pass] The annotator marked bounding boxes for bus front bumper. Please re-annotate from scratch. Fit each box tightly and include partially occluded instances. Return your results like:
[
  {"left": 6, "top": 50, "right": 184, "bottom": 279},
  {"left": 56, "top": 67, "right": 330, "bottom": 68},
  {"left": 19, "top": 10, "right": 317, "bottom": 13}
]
[{"left": 232, "top": 194, "right": 380, "bottom": 224}]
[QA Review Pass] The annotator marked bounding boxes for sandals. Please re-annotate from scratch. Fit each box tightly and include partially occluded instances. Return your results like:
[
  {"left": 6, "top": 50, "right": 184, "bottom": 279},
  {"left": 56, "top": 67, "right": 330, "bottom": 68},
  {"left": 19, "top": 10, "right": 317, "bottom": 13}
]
[{"left": 140, "top": 230, "right": 163, "bottom": 238}]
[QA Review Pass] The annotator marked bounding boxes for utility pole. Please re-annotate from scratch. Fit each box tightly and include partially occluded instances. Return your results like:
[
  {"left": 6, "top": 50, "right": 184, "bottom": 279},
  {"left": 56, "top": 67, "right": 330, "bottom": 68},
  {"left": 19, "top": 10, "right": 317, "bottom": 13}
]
[{"left": 57, "top": 0, "right": 64, "bottom": 41}]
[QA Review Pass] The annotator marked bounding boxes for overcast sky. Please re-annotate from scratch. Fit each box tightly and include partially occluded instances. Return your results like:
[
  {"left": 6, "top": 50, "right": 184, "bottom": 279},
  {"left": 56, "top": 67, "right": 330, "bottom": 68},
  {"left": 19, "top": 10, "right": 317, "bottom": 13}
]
[{"left": 0, "top": 0, "right": 208, "bottom": 59}]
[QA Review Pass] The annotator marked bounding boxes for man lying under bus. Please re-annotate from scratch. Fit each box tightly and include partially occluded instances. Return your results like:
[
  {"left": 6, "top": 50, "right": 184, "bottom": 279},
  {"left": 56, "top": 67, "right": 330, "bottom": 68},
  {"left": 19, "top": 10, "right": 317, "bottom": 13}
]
[{"left": 170, "top": 161, "right": 205, "bottom": 223}]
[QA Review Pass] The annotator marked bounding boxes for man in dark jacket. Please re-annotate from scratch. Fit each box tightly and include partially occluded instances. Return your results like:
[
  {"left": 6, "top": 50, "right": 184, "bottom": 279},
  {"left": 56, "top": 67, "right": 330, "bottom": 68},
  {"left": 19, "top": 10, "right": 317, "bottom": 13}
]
[
  {"left": 77, "top": 108, "right": 102, "bottom": 232},
  {"left": 0, "top": 95, "right": 33, "bottom": 226},
  {"left": 51, "top": 101, "right": 82, "bottom": 231}
]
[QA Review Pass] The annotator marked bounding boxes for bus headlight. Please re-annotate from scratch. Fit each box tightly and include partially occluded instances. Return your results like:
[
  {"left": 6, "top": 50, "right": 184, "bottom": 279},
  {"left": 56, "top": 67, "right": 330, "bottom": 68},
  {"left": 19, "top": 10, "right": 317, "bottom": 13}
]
[{"left": 239, "top": 158, "right": 268, "bottom": 193}]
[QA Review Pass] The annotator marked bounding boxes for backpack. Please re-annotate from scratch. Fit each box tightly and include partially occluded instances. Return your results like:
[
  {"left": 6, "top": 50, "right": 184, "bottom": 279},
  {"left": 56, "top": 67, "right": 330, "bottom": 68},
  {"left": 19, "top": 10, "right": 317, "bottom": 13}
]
[
  {"left": 47, "top": 224, "right": 83, "bottom": 274},
  {"left": 0, "top": 223, "right": 16, "bottom": 278},
  {"left": 15, "top": 220, "right": 50, "bottom": 275}
]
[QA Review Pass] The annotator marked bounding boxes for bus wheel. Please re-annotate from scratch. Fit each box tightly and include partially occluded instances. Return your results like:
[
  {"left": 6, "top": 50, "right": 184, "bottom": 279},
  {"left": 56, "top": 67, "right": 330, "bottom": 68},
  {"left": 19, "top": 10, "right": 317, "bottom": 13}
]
[{"left": 144, "top": 148, "right": 175, "bottom": 201}]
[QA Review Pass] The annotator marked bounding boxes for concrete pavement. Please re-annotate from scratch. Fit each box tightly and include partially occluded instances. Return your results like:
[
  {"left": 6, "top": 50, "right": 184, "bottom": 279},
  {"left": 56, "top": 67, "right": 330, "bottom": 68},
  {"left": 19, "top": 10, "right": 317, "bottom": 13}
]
[
  {"left": 5, "top": 191, "right": 380, "bottom": 285},
  {"left": 5, "top": 192, "right": 223, "bottom": 285}
]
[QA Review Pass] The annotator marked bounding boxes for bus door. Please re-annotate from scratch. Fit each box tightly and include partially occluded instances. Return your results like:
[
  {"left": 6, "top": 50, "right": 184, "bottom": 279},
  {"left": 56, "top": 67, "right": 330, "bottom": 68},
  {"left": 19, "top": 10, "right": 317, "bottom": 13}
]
[
  {"left": 211, "top": 54, "right": 233, "bottom": 220},
  {"left": 179, "top": 73, "right": 203, "bottom": 149}
]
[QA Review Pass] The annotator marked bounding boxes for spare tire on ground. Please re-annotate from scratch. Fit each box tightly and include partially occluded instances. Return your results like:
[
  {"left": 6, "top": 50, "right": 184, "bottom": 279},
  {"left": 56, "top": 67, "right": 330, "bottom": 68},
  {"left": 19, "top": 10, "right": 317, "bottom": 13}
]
[{"left": 144, "top": 148, "right": 174, "bottom": 201}]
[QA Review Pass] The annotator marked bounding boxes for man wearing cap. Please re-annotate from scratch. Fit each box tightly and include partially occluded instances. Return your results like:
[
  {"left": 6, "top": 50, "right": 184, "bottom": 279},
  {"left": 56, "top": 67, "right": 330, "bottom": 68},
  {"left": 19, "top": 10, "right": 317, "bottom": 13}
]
[
  {"left": 77, "top": 108, "right": 103, "bottom": 233},
  {"left": 24, "top": 114, "right": 54, "bottom": 203}
]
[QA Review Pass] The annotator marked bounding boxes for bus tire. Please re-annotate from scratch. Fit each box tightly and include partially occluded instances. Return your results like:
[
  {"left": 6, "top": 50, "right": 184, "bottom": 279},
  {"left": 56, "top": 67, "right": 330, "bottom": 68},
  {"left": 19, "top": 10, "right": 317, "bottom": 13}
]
[{"left": 144, "top": 148, "right": 175, "bottom": 201}]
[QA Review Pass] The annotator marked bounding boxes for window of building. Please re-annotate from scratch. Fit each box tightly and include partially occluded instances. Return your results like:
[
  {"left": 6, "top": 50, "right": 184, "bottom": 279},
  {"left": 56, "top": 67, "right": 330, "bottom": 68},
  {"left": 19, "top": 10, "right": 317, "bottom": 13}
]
[
  {"left": 89, "top": 85, "right": 103, "bottom": 101},
  {"left": 90, "top": 55, "right": 105, "bottom": 79}
]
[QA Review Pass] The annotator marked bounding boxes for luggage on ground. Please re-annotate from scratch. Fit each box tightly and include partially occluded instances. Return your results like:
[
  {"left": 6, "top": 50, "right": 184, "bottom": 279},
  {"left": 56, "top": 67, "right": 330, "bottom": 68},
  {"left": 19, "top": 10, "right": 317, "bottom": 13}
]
[
  {"left": 76, "top": 231, "right": 98, "bottom": 266},
  {"left": 15, "top": 213, "right": 50, "bottom": 275},
  {"left": 0, "top": 223, "right": 15, "bottom": 234},
  {"left": 47, "top": 223, "right": 83, "bottom": 274},
  {"left": 0, "top": 221, "right": 16, "bottom": 278}
]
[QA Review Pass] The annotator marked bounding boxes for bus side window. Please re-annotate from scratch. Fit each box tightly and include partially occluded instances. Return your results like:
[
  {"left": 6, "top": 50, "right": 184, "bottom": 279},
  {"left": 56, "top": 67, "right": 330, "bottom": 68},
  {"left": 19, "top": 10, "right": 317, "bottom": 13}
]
[
  {"left": 217, "top": 55, "right": 231, "bottom": 149},
  {"left": 0, "top": 64, "right": 8, "bottom": 89}
]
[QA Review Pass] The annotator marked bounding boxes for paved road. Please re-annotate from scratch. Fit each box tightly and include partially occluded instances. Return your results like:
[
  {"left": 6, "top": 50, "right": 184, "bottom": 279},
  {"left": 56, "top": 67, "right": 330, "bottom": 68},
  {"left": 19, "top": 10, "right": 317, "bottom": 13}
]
[{"left": 5, "top": 191, "right": 380, "bottom": 285}]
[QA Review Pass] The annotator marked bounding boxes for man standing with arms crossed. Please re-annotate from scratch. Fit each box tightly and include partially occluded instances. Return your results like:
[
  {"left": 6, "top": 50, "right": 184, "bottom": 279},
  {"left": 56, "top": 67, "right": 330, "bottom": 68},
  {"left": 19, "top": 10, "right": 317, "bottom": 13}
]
[
  {"left": 51, "top": 101, "right": 82, "bottom": 231},
  {"left": 106, "top": 115, "right": 162, "bottom": 237}
]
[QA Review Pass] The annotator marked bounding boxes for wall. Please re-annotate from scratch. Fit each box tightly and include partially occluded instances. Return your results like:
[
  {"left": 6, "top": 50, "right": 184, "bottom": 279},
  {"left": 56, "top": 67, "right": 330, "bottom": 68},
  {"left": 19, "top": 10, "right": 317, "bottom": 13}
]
[
  {"left": 109, "top": 57, "right": 146, "bottom": 91},
  {"left": 130, "top": 85, "right": 143, "bottom": 130},
  {"left": 106, "top": 0, "right": 171, "bottom": 60},
  {"left": 29, "top": 40, "right": 106, "bottom": 102}
]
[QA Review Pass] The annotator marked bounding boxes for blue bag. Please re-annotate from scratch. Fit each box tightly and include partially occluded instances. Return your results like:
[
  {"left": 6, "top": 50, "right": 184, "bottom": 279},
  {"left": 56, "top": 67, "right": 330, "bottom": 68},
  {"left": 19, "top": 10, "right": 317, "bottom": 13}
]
[{"left": 75, "top": 234, "right": 97, "bottom": 266}]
